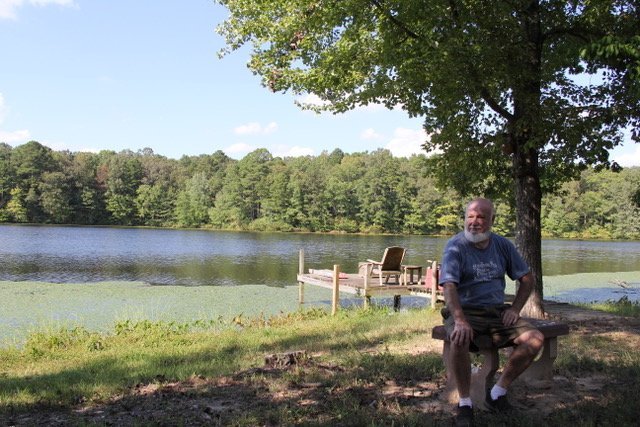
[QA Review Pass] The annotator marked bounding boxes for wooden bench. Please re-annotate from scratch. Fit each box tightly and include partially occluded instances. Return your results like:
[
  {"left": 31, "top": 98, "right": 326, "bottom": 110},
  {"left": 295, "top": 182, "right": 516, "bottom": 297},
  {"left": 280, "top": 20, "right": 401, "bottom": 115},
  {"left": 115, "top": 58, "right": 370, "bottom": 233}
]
[{"left": 431, "top": 318, "right": 569, "bottom": 406}]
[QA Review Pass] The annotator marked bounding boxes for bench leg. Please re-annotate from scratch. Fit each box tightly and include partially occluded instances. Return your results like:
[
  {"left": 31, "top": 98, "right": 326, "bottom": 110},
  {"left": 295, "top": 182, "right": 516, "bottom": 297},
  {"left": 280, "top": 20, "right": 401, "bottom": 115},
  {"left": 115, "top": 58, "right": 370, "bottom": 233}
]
[
  {"left": 441, "top": 342, "right": 499, "bottom": 407},
  {"left": 520, "top": 337, "right": 557, "bottom": 382},
  {"left": 430, "top": 281, "right": 437, "bottom": 309}
]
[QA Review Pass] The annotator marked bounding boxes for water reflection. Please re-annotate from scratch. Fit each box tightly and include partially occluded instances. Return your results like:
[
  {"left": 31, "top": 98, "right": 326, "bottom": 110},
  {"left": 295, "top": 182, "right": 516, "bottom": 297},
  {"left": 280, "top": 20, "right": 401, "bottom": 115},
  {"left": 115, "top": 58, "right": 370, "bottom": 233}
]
[
  {"left": 542, "top": 239, "right": 640, "bottom": 275},
  {"left": 1, "top": 225, "right": 639, "bottom": 287}
]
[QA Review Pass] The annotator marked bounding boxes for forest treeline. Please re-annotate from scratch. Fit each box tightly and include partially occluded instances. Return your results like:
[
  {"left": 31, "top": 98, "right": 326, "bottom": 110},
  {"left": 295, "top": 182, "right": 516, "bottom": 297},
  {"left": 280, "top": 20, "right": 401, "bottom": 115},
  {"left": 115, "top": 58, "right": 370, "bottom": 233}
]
[{"left": 1, "top": 141, "right": 639, "bottom": 239}]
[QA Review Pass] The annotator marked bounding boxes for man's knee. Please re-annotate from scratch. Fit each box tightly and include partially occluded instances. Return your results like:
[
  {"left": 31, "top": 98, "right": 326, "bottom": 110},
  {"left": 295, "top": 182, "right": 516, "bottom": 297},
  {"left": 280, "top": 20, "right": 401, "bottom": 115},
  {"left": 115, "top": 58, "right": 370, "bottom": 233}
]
[
  {"left": 516, "top": 329, "right": 545, "bottom": 355},
  {"left": 449, "top": 342, "right": 472, "bottom": 362}
]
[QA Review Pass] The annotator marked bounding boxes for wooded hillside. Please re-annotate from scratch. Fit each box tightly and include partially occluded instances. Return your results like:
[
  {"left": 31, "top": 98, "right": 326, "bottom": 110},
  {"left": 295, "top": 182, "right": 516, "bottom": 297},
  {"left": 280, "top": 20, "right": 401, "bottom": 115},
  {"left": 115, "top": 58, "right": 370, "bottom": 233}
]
[{"left": 1, "top": 141, "right": 638, "bottom": 239}]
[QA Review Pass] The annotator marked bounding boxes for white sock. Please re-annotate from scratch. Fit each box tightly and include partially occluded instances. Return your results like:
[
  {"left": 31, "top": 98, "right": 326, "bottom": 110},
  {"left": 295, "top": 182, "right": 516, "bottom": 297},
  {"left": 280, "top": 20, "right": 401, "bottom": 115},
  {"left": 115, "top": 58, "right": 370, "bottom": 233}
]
[
  {"left": 490, "top": 384, "right": 507, "bottom": 400},
  {"left": 459, "top": 397, "right": 473, "bottom": 407}
]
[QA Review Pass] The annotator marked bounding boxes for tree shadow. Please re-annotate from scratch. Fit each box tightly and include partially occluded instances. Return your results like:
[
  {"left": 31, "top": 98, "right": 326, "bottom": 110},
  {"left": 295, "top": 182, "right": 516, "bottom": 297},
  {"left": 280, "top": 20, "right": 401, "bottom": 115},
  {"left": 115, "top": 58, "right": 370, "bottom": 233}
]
[{"left": 2, "top": 313, "right": 638, "bottom": 426}]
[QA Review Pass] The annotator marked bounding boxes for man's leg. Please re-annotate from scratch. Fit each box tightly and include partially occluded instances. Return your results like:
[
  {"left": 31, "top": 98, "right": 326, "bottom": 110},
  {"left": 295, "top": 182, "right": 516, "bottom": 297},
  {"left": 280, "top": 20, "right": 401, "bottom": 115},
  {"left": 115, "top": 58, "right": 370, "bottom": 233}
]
[
  {"left": 450, "top": 341, "right": 472, "bottom": 398},
  {"left": 495, "top": 329, "right": 544, "bottom": 389},
  {"left": 442, "top": 308, "right": 474, "bottom": 402},
  {"left": 443, "top": 308, "right": 476, "bottom": 426},
  {"left": 486, "top": 328, "right": 544, "bottom": 411},
  {"left": 449, "top": 342, "right": 474, "bottom": 426}
]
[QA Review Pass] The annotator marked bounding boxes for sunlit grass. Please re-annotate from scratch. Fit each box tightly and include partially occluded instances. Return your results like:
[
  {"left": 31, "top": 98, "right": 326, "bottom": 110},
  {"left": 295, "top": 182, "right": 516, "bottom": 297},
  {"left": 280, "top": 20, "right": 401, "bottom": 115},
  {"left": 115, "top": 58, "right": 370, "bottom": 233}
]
[
  {"left": 2, "top": 300, "right": 640, "bottom": 425},
  {"left": 0, "top": 307, "right": 441, "bottom": 411},
  {"left": 578, "top": 296, "right": 640, "bottom": 317}
]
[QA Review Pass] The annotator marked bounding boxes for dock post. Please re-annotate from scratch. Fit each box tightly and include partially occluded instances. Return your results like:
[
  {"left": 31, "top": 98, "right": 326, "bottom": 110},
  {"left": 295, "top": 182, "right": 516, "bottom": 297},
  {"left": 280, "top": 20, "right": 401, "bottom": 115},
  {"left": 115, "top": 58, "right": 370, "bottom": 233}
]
[
  {"left": 331, "top": 264, "right": 340, "bottom": 315},
  {"left": 363, "top": 264, "right": 370, "bottom": 309},
  {"left": 298, "top": 249, "right": 305, "bottom": 304},
  {"left": 430, "top": 260, "right": 438, "bottom": 308}
]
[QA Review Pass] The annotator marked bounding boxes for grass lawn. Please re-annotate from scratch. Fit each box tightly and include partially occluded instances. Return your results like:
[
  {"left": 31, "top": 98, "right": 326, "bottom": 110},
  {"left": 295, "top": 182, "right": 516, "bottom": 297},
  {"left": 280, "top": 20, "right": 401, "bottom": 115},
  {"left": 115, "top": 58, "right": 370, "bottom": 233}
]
[{"left": 1, "top": 301, "right": 639, "bottom": 426}]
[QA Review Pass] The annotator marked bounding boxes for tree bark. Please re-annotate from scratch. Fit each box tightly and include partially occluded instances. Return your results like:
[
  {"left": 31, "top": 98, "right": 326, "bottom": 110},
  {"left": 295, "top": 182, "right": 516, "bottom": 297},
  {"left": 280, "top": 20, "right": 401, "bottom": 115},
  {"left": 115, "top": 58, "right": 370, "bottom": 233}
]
[
  {"left": 512, "top": 0, "right": 545, "bottom": 319},
  {"left": 513, "top": 144, "right": 545, "bottom": 319}
]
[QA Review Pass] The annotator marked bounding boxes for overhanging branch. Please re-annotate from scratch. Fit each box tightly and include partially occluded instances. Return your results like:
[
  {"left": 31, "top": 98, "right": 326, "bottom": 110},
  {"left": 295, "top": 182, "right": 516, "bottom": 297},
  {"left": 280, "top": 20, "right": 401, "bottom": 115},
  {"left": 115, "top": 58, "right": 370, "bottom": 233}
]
[
  {"left": 481, "top": 88, "right": 514, "bottom": 120},
  {"left": 370, "top": 0, "right": 420, "bottom": 39},
  {"left": 446, "top": 2, "right": 513, "bottom": 121}
]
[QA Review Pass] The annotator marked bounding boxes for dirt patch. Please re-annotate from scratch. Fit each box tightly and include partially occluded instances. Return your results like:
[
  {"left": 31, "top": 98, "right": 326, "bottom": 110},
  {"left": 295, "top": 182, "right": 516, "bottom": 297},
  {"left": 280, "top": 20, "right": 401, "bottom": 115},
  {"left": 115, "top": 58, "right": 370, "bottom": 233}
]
[{"left": 2, "top": 305, "right": 638, "bottom": 426}]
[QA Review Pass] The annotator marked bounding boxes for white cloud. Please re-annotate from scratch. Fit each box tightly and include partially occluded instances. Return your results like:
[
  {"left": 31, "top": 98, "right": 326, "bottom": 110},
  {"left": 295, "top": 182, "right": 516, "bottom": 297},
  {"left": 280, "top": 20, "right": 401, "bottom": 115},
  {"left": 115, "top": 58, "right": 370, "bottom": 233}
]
[
  {"left": 385, "top": 127, "right": 429, "bottom": 158},
  {"left": 234, "top": 121, "right": 278, "bottom": 136},
  {"left": 0, "top": 93, "right": 32, "bottom": 144},
  {"left": 295, "top": 93, "right": 329, "bottom": 108},
  {"left": 263, "top": 122, "right": 278, "bottom": 134},
  {"left": 295, "top": 93, "right": 403, "bottom": 115},
  {"left": 354, "top": 102, "right": 387, "bottom": 112},
  {"left": 0, "top": 129, "right": 31, "bottom": 144},
  {"left": 0, "top": 0, "right": 22, "bottom": 19},
  {"left": 38, "top": 139, "right": 101, "bottom": 153},
  {"left": 225, "top": 142, "right": 256, "bottom": 158},
  {"left": 234, "top": 122, "right": 260, "bottom": 135},
  {"left": 611, "top": 144, "right": 640, "bottom": 167},
  {"left": 272, "top": 144, "right": 314, "bottom": 158},
  {"left": 360, "top": 128, "right": 384, "bottom": 141},
  {"left": 0, "top": 0, "right": 75, "bottom": 20},
  {"left": 31, "top": 0, "right": 74, "bottom": 5}
]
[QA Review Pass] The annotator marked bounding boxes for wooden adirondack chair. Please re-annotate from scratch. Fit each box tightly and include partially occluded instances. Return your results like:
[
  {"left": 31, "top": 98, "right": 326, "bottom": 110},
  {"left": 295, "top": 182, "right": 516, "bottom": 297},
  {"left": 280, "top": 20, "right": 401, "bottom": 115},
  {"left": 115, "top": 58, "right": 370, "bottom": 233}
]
[{"left": 364, "top": 246, "right": 406, "bottom": 286}]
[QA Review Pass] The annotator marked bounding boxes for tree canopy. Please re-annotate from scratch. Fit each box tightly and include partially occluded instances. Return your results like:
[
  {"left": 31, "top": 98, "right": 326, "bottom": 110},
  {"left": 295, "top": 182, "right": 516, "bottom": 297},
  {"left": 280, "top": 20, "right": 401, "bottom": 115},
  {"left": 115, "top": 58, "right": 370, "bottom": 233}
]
[
  {"left": 215, "top": 0, "right": 640, "bottom": 316},
  {"left": 0, "top": 141, "right": 638, "bottom": 240}
]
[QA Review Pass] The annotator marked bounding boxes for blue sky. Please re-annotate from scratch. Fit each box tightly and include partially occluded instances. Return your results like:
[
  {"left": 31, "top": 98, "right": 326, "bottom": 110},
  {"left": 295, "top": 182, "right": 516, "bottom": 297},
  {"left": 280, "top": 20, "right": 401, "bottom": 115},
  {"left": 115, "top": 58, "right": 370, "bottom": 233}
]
[{"left": 1, "top": 0, "right": 638, "bottom": 166}]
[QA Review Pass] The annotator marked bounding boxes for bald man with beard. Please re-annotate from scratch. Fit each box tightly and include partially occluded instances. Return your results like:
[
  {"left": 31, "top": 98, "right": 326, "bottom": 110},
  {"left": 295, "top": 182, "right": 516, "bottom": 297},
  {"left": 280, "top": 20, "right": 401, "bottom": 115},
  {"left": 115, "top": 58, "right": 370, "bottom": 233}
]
[{"left": 438, "top": 198, "right": 544, "bottom": 427}]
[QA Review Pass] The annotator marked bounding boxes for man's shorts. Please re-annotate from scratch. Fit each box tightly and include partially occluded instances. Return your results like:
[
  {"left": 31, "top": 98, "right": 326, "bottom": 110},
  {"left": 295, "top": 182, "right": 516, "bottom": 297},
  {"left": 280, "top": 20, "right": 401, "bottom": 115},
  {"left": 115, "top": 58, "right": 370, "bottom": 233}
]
[{"left": 441, "top": 304, "right": 538, "bottom": 352}]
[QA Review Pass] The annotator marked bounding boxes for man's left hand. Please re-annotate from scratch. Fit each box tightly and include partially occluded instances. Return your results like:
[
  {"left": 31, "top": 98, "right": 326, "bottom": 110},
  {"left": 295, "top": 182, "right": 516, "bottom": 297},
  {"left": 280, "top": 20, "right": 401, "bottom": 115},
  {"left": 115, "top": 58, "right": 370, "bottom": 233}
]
[{"left": 502, "top": 307, "right": 520, "bottom": 326}]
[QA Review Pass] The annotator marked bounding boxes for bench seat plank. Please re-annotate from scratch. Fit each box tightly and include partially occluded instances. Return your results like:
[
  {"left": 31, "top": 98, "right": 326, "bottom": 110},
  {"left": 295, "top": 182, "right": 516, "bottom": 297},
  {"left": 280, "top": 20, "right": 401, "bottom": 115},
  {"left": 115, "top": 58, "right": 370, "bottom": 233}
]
[{"left": 431, "top": 318, "right": 569, "bottom": 343}]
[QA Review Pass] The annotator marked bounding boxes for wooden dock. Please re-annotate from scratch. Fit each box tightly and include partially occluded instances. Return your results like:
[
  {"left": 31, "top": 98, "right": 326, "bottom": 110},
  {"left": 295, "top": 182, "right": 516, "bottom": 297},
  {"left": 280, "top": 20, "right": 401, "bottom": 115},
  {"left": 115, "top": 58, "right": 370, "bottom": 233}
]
[{"left": 296, "top": 249, "right": 444, "bottom": 314}]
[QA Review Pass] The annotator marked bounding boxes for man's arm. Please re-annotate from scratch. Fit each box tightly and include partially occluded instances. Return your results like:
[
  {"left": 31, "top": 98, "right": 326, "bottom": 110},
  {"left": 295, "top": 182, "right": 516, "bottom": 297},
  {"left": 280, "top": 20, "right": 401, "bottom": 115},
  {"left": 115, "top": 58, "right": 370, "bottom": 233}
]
[
  {"left": 442, "top": 282, "right": 473, "bottom": 347},
  {"left": 502, "top": 272, "right": 534, "bottom": 326}
]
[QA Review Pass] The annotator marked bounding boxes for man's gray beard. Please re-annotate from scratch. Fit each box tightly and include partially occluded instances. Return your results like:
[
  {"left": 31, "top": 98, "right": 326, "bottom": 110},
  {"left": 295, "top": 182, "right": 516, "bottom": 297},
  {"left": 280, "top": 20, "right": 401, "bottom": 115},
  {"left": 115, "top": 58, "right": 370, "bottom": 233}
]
[{"left": 464, "top": 229, "right": 492, "bottom": 244}]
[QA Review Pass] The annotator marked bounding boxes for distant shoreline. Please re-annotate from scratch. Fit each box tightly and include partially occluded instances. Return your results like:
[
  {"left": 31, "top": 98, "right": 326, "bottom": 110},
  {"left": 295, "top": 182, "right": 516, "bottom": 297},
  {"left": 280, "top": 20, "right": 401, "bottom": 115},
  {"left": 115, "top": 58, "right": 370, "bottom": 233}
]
[{"left": 2, "top": 222, "right": 640, "bottom": 242}]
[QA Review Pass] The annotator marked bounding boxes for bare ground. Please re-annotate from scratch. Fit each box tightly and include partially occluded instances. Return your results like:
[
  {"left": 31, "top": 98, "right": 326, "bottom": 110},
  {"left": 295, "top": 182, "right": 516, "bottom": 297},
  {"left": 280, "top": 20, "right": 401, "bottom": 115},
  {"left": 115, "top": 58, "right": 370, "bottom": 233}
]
[{"left": 2, "top": 302, "right": 639, "bottom": 426}]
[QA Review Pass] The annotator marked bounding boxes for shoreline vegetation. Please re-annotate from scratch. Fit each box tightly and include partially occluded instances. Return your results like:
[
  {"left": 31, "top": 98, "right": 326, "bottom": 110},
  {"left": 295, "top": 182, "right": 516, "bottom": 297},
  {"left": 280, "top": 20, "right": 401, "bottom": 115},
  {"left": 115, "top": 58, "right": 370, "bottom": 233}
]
[
  {"left": 0, "top": 301, "right": 639, "bottom": 425},
  {"left": 1, "top": 142, "right": 639, "bottom": 240},
  {"left": 4, "top": 221, "right": 640, "bottom": 242},
  {"left": 3, "top": 271, "right": 640, "bottom": 348}
]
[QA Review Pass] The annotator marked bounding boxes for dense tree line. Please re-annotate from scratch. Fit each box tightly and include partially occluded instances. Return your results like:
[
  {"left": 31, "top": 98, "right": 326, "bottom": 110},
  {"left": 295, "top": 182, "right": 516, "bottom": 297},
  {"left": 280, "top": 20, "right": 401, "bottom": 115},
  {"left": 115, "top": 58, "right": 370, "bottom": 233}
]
[{"left": 1, "top": 140, "right": 639, "bottom": 239}]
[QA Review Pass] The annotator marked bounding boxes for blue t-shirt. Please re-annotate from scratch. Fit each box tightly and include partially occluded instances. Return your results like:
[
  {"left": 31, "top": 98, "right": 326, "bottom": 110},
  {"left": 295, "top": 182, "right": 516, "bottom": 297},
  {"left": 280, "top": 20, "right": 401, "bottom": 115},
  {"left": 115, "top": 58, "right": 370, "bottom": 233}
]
[{"left": 438, "top": 232, "right": 530, "bottom": 306}]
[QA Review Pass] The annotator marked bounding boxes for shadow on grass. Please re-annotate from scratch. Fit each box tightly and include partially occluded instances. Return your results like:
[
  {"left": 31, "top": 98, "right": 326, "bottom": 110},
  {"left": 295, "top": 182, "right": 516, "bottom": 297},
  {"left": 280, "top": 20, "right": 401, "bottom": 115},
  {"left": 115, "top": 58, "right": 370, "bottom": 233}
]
[
  {"left": 0, "top": 348, "right": 448, "bottom": 425},
  {"left": 2, "top": 307, "right": 639, "bottom": 426},
  {"left": 3, "top": 346, "right": 638, "bottom": 426},
  {"left": 0, "top": 316, "right": 433, "bottom": 406}
]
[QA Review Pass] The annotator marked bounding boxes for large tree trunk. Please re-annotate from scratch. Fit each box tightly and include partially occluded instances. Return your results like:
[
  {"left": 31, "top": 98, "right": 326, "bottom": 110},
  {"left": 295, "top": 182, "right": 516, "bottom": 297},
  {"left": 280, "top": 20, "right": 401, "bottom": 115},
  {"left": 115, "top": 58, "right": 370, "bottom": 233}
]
[
  {"left": 513, "top": 143, "right": 545, "bottom": 319},
  {"left": 512, "top": 0, "right": 545, "bottom": 319}
]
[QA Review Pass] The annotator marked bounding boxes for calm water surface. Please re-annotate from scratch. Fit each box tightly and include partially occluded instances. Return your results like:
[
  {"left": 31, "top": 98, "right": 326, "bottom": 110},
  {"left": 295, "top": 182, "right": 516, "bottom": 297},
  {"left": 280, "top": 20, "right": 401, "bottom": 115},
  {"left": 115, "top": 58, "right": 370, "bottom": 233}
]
[
  {"left": 1, "top": 224, "right": 640, "bottom": 286},
  {"left": 1, "top": 225, "right": 640, "bottom": 345}
]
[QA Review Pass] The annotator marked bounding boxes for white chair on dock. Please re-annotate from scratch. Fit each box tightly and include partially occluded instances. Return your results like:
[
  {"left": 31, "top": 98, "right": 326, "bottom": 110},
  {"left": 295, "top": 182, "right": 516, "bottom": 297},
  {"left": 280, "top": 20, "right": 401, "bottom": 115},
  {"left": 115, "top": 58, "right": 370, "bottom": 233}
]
[{"left": 360, "top": 246, "right": 406, "bottom": 286}]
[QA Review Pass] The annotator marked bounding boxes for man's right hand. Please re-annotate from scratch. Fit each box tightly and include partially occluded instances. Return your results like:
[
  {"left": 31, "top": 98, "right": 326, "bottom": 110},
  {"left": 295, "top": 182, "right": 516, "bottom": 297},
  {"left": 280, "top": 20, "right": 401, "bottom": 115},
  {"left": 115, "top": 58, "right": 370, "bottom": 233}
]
[
  {"left": 450, "top": 319, "right": 473, "bottom": 347},
  {"left": 442, "top": 282, "right": 474, "bottom": 347}
]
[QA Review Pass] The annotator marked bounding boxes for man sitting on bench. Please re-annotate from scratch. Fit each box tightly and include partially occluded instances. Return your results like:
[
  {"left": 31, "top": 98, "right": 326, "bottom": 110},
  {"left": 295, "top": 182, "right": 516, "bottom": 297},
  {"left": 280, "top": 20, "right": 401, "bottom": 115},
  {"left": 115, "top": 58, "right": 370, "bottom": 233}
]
[{"left": 439, "top": 198, "right": 544, "bottom": 426}]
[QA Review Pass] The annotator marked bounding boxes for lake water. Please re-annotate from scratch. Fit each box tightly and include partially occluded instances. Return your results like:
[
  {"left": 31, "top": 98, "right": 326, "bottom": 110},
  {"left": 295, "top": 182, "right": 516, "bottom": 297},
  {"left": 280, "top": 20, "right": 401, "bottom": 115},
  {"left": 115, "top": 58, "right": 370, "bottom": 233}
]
[
  {"left": 2, "top": 224, "right": 640, "bottom": 285},
  {"left": 1, "top": 224, "right": 639, "bottom": 345}
]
